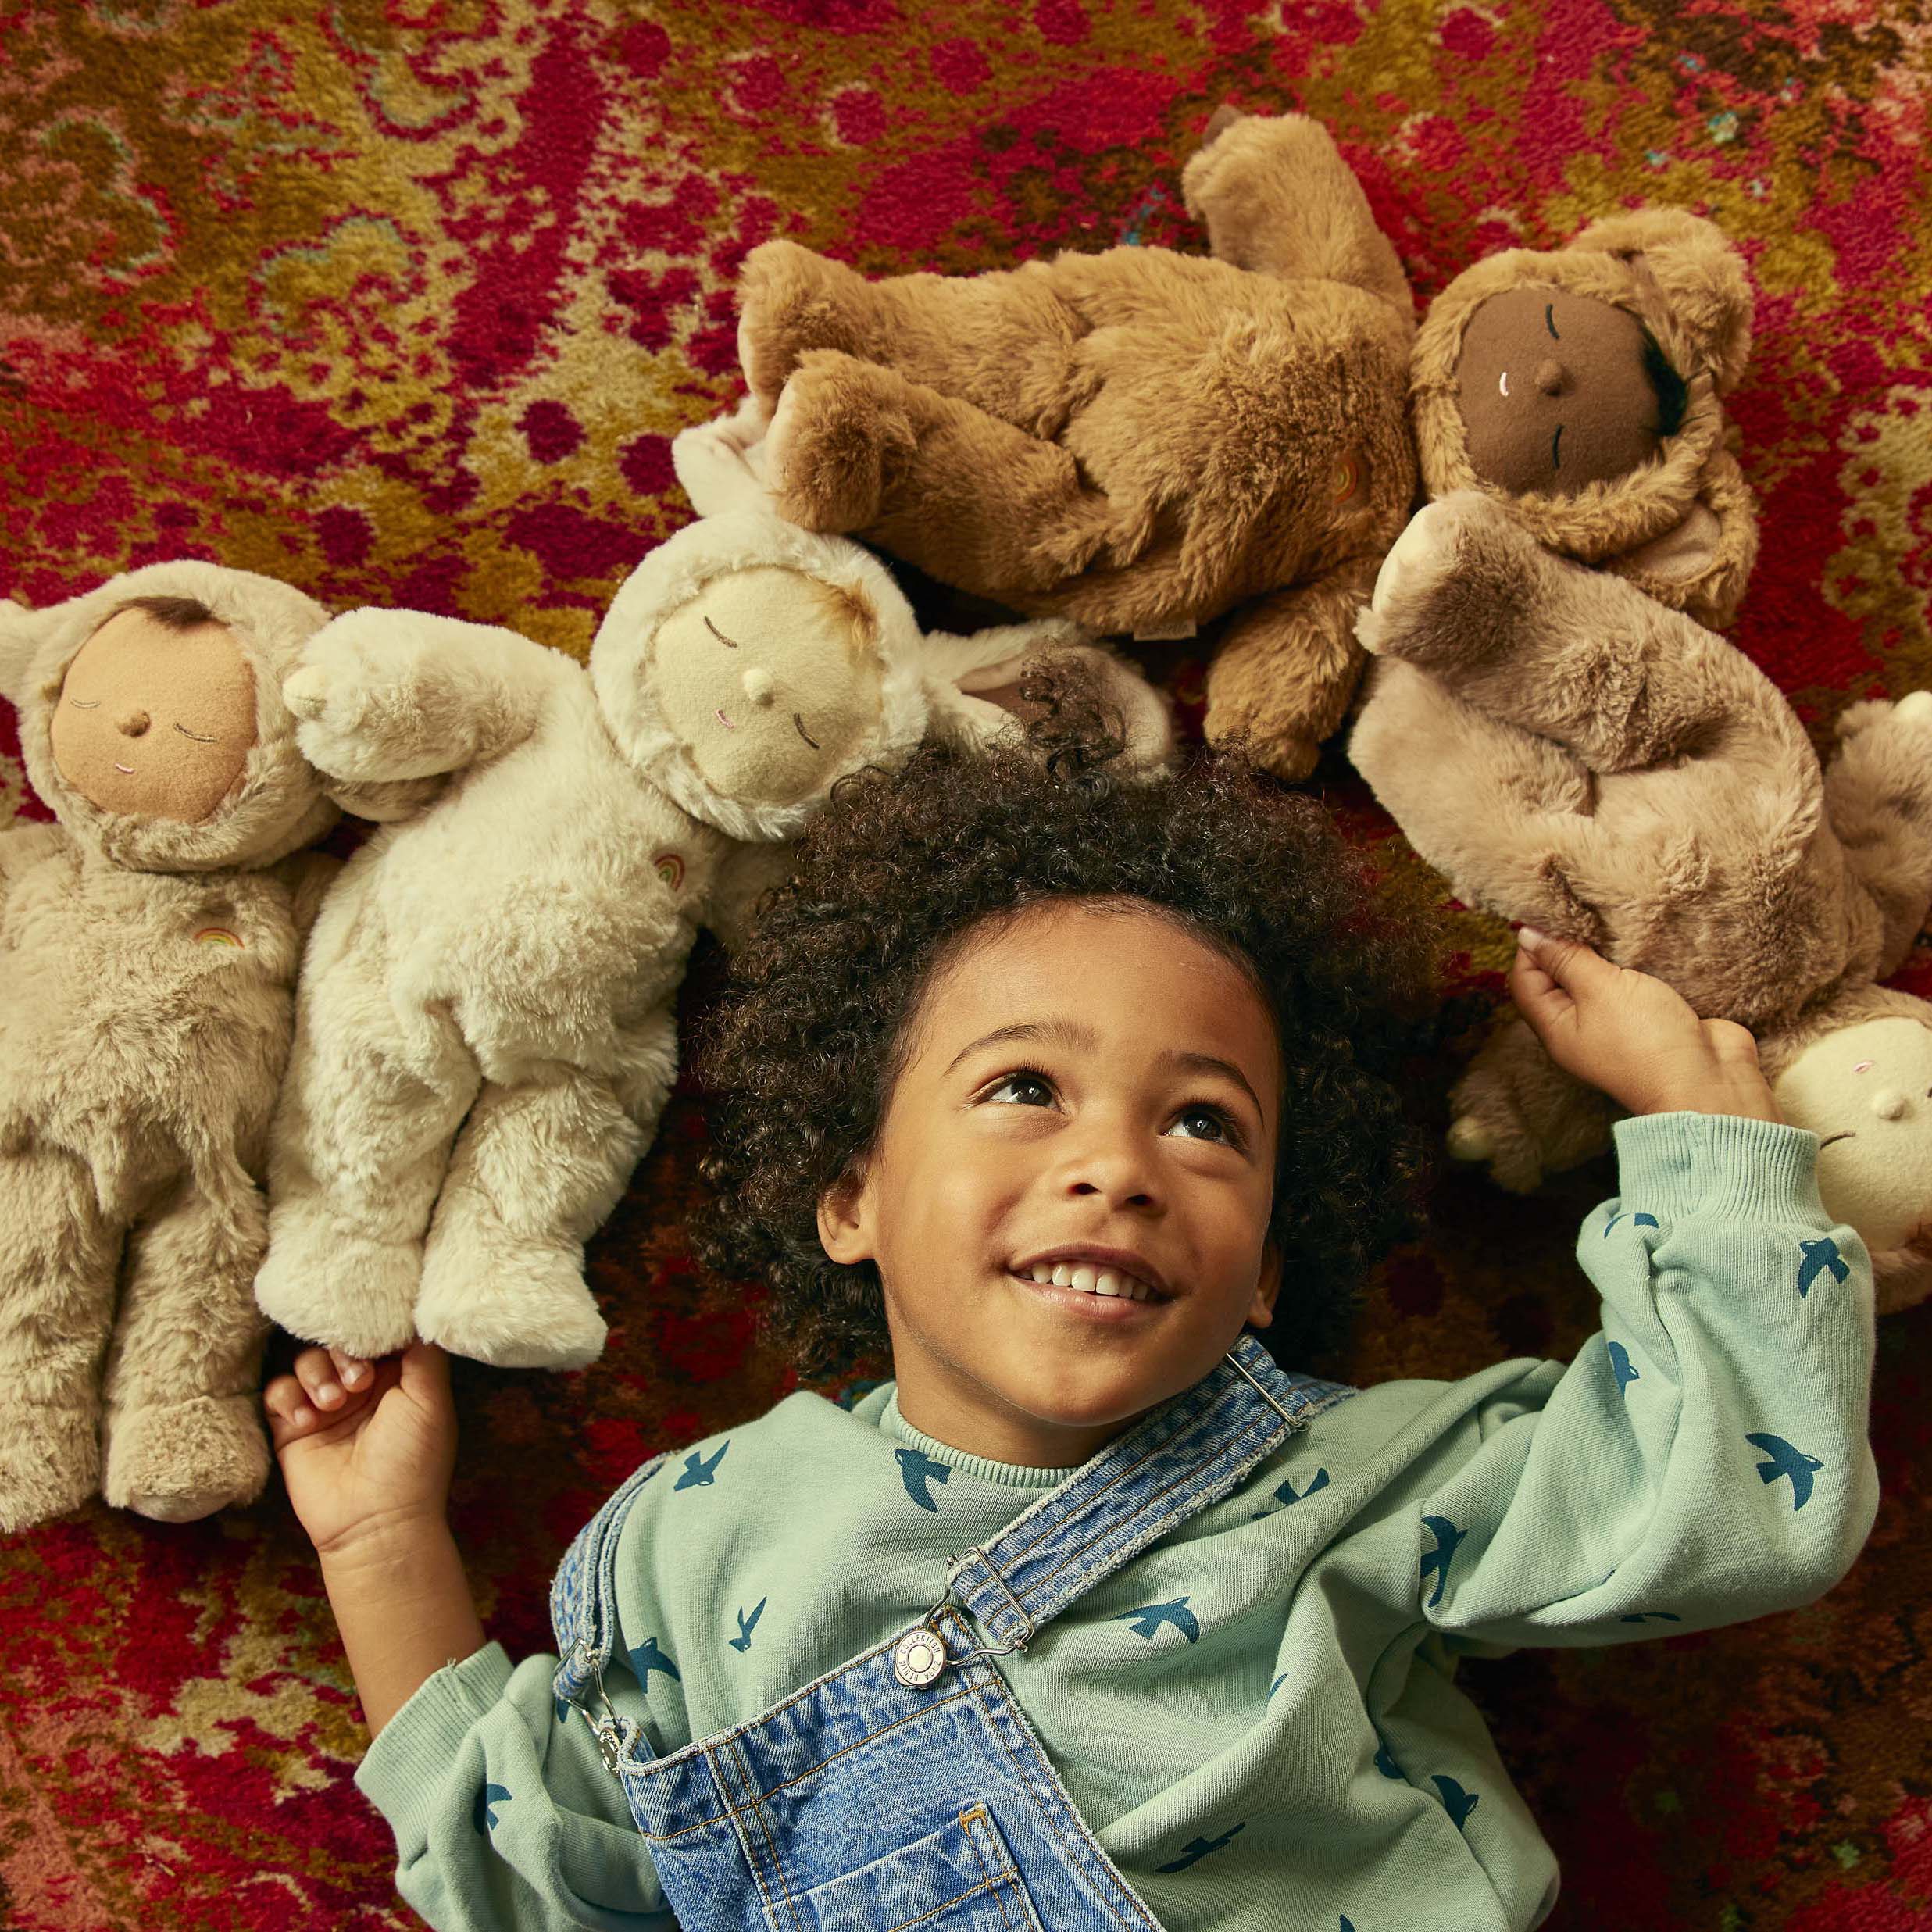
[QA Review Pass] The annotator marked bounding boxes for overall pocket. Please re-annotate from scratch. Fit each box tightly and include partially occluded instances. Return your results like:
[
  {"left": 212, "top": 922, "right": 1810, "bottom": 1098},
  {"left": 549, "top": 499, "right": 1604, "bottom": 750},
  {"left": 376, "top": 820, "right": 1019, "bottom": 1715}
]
[{"left": 761, "top": 1803, "right": 1048, "bottom": 1932}]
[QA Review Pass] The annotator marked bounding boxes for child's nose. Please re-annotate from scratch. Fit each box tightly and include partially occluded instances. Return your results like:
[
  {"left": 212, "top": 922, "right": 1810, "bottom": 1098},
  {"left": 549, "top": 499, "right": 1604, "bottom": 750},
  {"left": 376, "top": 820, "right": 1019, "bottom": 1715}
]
[{"left": 116, "top": 708, "right": 152, "bottom": 737}]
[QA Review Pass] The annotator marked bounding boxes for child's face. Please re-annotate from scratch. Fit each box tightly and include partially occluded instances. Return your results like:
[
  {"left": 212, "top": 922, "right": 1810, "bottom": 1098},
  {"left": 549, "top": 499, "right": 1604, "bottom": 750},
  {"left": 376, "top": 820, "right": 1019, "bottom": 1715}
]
[{"left": 819, "top": 899, "right": 1282, "bottom": 1467}]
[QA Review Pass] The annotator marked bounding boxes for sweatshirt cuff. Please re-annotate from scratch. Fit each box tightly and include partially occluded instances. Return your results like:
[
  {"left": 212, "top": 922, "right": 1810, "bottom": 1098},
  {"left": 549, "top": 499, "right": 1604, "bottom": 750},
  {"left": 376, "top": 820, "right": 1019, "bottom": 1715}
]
[
  {"left": 1611, "top": 1112, "right": 1827, "bottom": 1223},
  {"left": 354, "top": 1639, "right": 515, "bottom": 1842}
]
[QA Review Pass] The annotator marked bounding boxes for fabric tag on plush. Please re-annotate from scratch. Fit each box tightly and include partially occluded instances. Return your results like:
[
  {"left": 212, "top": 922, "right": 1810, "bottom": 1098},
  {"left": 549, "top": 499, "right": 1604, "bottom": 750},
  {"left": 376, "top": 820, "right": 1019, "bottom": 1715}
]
[{"left": 1133, "top": 620, "right": 1198, "bottom": 641}]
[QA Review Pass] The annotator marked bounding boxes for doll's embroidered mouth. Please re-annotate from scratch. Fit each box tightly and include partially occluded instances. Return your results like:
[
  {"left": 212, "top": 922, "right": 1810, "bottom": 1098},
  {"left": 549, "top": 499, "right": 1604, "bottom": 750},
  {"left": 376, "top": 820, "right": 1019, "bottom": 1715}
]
[
  {"left": 114, "top": 761, "right": 134, "bottom": 773},
  {"left": 716, "top": 709, "right": 737, "bottom": 730}
]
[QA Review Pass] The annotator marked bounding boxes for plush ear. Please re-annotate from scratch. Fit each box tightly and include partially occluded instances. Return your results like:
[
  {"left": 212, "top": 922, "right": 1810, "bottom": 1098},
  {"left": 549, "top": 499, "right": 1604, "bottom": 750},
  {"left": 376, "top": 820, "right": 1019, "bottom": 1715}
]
[
  {"left": 1566, "top": 207, "right": 1753, "bottom": 395},
  {"left": 671, "top": 396, "right": 777, "bottom": 519},
  {"left": 921, "top": 619, "right": 1175, "bottom": 775},
  {"left": 0, "top": 598, "right": 51, "bottom": 711}
]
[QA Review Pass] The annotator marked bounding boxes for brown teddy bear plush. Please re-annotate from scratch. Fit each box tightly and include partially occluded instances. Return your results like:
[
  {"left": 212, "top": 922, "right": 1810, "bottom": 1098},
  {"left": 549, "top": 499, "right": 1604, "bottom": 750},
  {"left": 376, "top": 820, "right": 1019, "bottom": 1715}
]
[
  {"left": 1412, "top": 205, "right": 1759, "bottom": 630},
  {"left": 1350, "top": 494, "right": 1932, "bottom": 1313},
  {"left": 0, "top": 565, "right": 423, "bottom": 1533},
  {"left": 730, "top": 109, "right": 1418, "bottom": 779}
]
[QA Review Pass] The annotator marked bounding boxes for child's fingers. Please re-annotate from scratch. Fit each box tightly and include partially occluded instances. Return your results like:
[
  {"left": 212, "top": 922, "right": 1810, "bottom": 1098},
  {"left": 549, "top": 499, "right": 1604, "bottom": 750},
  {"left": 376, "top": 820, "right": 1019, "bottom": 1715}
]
[
  {"left": 398, "top": 1341, "right": 452, "bottom": 1409},
  {"left": 295, "top": 1345, "right": 377, "bottom": 1414},
  {"left": 1516, "top": 927, "right": 1618, "bottom": 998},
  {"left": 1509, "top": 937, "right": 1576, "bottom": 1036},
  {"left": 328, "top": 1346, "right": 374, "bottom": 1394},
  {"left": 262, "top": 1373, "right": 320, "bottom": 1442}
]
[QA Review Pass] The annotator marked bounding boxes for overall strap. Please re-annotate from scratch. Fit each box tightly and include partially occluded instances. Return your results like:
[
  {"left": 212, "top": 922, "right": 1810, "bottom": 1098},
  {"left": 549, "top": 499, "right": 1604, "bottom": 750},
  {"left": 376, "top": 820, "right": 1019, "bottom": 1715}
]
[{"left": 944, "top": 1337, "right": 1353, "bottom": 1653}]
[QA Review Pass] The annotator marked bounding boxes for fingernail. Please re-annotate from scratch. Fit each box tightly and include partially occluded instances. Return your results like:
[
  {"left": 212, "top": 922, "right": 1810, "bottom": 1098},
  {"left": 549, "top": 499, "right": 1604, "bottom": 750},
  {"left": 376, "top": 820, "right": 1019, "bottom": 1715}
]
[
  {"left": 318, "top": 1383, "right": 343, "bottom": 1406},
  {"left": 1518, "top": 926, "right": 1548, "bottom": 949},
  {"left": 293, "top": 1407, "right": 315, "bottom": 1427},
  {"left": 341, "top": 1363, "right": 366, "bottom": 1387}
]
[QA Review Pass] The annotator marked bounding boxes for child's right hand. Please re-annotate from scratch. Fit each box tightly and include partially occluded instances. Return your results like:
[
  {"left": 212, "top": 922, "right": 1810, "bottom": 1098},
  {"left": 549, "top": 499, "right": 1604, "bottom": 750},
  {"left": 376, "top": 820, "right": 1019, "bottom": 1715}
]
[
  {"left": 265, "top": 1342, "right": 459, "bottom": 1562},
  {"left": 1512, "top": 927, "right": 1781, "bottom": 1123}
]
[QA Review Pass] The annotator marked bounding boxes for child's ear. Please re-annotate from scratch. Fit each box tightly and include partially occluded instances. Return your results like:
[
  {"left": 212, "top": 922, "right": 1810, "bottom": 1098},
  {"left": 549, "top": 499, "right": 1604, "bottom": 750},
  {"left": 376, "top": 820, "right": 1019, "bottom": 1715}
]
[
  {"left": 1247, "top": 1243, "right": 1283, "bottom": 1328},
  {"left": 816, "top": 1164, "right": 877, "bottom": 1267}
]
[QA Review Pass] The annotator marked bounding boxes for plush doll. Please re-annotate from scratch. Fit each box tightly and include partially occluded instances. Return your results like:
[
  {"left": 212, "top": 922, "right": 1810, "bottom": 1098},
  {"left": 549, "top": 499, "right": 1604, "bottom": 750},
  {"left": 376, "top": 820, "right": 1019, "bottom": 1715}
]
[
  {"left": 721, "top": 109, "right": 1417, "bottom": 779},
  {"left": 0, "top": 563, "right": 425, "bottom": 1533},
  {"left": 255, "top": 495, "right": 1173, "bottom": 1371},
  {"left": 1350, "top": 492, "right": 1932, "bottom": 1313},
  {"left": 1411, "top": 204, "right": 1759, "bottom": 629}
]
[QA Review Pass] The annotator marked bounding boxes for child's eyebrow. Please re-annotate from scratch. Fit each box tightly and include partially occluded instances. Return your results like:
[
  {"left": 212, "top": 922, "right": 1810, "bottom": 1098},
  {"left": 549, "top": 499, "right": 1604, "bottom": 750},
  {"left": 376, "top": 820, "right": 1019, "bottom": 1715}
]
[{"left": 941, "top": 1023, "right": 1266, "bottom": 1116}]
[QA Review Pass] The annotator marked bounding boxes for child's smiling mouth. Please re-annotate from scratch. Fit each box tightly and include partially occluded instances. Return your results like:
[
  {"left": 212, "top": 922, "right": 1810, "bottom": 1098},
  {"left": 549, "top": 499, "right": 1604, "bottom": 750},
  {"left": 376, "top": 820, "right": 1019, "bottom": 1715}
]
[{"left": 1008, "top": 1246, "right": 1171, "bottom": 1310}]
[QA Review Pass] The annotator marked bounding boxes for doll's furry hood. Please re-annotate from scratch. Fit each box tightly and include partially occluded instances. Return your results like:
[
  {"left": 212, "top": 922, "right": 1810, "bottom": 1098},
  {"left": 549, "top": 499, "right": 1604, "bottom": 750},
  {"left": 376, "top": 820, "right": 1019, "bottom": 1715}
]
[
  {"left": 0, "top": 561, "right": 339, "bottom": 872},
  {"left": 591, "top": 511, "right": 932, "bottom": 844},
  {"left": 1412, "top": 208, "right": 1759, "bottom": 627}
]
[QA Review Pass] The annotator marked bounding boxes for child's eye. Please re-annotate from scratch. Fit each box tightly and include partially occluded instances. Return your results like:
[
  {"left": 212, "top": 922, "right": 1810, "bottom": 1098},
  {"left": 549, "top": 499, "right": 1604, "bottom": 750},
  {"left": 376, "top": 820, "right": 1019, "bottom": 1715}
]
[
  {"left": 983, "top": 1071, "right": 1055, "bottom": 1108},
  {"left": 1170, "top": 1103, "right": 1241, "bottom": 1148}
]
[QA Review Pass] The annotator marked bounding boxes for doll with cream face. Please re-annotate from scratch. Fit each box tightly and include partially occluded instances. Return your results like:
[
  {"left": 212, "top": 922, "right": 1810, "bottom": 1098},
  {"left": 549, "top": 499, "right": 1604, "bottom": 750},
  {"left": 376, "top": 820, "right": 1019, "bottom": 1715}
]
[{"left": 256, "top": 509, "right": 1173, "bottom": 1370}]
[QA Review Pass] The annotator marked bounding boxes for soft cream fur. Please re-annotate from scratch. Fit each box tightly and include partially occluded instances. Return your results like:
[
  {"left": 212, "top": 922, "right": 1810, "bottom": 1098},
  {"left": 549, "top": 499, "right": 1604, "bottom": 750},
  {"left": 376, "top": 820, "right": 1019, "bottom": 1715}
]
[
  {"left": 0, "top": 562, "right": 410, "bottom": 1534},
  {"left": 257, "top": 494, "right": 1174, "bottom": 1370},
  {"left": 1413, "top": 209, "right": 1759, "bottom": 629},
  {"left": 1350, "top": 495, "right": 1932, "bottom": 1311},
  {"left": 722, "top": 111, "right": 1416, "bottom": 780}
]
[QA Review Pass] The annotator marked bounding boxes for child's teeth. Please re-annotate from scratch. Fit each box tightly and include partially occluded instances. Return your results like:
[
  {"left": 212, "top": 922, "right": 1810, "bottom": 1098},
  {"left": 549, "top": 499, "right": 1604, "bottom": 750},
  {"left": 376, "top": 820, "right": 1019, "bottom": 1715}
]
[
  {"left": 1127, "top": 1281, "right": 1148, "bottom": 1302},
  {"left": 1070, "top": 1266, "right": 1096, "bottom": 1292},
  {"left": 1051, "top": 1263, "right": 1073, "bottom": 1287},
  {"left": 1093, "top": 1270, "right": 1123, "bottom": 1297},
  {"left": 1031, "top": 1264, "right": 1054, "bottom": 1284}
]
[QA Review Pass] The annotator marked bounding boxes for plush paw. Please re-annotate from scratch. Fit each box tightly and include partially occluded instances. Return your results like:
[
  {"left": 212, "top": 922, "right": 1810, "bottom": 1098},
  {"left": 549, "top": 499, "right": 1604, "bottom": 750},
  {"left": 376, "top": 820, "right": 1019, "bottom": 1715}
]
[
  {"left": 1359, "top": 492, "right": 1541, "bottom": 666},
  {"left": 766, "top": 357, "right": 893, "bottom": 534},
  {"left": 255, "top": 1212, "right": 422, "bottom": 1361},
  {"left": 0, "top": 1401, "right": 100, "bottom": 1534},
  {"left": 102, "top": 1393, "right": 270, "bottom": 1523},
  {"left": 283, "top": 623, "right": 412, "bottom": 783},
  {"left": 416, "top": 1233, "right": 607, "bottom": 1371},
  {"left": 1445, "top": 1116, "right": 1497, "bottom": 1164}
]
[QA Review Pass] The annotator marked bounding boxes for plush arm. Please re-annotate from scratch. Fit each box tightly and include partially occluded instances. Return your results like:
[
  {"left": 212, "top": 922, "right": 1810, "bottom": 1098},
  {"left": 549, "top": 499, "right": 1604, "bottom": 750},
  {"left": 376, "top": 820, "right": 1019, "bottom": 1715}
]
[
  {"left": 1823, "top": 694, "right": 1932, "bottom": 976},
  {"left": 284, "top": 610, "right": 567, "bottom": 784},
  {"left": 1202, "top": 557, "right": 1379, "bottom": 779}
]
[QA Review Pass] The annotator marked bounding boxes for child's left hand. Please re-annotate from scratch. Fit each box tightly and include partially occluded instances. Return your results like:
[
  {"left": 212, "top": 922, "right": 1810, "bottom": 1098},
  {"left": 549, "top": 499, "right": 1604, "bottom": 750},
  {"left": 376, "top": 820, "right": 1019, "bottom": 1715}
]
[{"left": 1511, "top": 927, "right": 1780, "bottom": 1123}]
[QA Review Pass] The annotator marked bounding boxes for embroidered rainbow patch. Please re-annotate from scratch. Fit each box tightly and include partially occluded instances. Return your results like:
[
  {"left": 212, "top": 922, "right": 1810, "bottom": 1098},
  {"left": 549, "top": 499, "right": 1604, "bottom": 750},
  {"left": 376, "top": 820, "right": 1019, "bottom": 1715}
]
[
  {"left": 194, "top": 927, "right": 245, "bottom": 949},
  {"left": 654, "top": 852, "right": 684, "bottom": 890}
]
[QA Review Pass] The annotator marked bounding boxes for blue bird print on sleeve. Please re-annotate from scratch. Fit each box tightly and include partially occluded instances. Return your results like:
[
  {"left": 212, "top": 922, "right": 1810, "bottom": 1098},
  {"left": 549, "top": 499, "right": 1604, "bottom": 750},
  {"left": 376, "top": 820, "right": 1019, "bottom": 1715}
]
[
  {"left": 1606, "top": 1339, "right": 1640, "bottom": 1395},
  {"left": 472, "top": 1782, "right": 512, "bottom": 1834},
  {"left": 1431, "top": 1775, "right": 1480, "bottom": 1830},
  {"left": 729, "top": 1598, "right": 766, "bottom": 1653},
  {"left": 1797, "top": 1237, "right": 1851, "bottom": 1298},
  {"left": 674, "top": 1441, "right": 729, "bottom": 1490},
  {"left": 1155, "top": 1822, "right": 1245, "bottom": 1871},
  {"left": 1112, "top": 1597, "right": 1200, "bottom": 1643},
  {"left": 1252, "top": 1466, "right": 1330, "bottom": 1519},
  {"left": 1602, "top": 1211, "right": 1660, "bottom": 1237},
  {"left": 629, "top": 1637, "right": 682, "bottom": 1686},
  {"left": 1373, "top": 1738, "right": 1403, "bottom": 1779},
  {"left": 895, "top": 1447, "right": 951, "bottom": 1511},
  {"left": 1420, "top": 1516, "right": 1465, "bottom": 1609},
  {"left": 1747, "top": 1432, "right": 1825, "bottom": 1510}
]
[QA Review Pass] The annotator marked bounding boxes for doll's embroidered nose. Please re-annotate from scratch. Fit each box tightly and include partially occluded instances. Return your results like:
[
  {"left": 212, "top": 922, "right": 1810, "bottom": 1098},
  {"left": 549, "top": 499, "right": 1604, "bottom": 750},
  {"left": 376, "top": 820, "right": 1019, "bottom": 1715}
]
[
  {"left": 116, "top": 709, "right": 152, "bottom": 737},
  {"left": 1871, "top": 1087, "right": 1910, "bottom": 1121},
  {"left": 1535, "top": 359, "right": 1568, "bottom": 397},
  {"left": 742, "top": 667, "right": 777, "bottom": 707}
]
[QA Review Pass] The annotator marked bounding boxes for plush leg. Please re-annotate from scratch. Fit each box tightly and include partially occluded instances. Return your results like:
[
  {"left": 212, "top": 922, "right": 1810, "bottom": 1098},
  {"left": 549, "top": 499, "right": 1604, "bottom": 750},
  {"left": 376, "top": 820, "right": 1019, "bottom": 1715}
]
[
  {"left": 1823, "top": 693, "right": 1932, "bottom": 973},
  {"left": 416, "top": 1012, "right": 678, "bottom": 1370},
  {"left": 767, "top": 349, "right": 1135, "bottom": 598},
  {"left": 0, "top": 1143, "right": 120, "bottom": 1533},
  {"left": 258, "top": 977, "right": 480, "bottom": 1361},
  {"left": 737, "top": 240, "right": 1080, "bottom": 432},
  {"left": 1448, "top": 1012, "right": 1619, "bottom": 1192},
  {"left": 1358, "top": 493, "right": 1776, "bottom": 774},
  {"left": 1204, "top": 557, "right": 1379, "bottom": 780},
  {"left": 1180, "top": 112, "right": 1412, "bottom": 319},
  {"left": 100, "top": 1175, "right": 271, "bottom": 1523}
]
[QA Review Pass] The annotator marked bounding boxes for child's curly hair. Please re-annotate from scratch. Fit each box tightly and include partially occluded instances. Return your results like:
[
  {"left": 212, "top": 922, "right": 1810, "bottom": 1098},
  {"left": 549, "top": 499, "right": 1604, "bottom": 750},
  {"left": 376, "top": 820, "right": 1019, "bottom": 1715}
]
[{"left": 695, "top": 698, "right": 1437, "bottom": 1378}]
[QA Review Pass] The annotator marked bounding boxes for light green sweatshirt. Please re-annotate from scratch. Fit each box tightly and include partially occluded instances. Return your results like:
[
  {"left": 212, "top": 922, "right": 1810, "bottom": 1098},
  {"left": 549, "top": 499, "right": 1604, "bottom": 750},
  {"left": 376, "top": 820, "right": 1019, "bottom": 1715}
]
[{"left": 358, "top": 1115, "right": 1879, "bottom": 1930}]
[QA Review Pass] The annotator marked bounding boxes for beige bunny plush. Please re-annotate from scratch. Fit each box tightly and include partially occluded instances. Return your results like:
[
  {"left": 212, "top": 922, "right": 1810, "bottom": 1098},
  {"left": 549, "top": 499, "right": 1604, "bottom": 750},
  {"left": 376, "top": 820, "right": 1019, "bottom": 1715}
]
[
  {"left": 255, "top": 495, "right": 1173, "bottom": 1371},
  {"left": 1350, "top": 493, "right": 1932, "bottom": 1312},
  {"left": 0, "top": 563, "right": 425, "bottom": 1533}
]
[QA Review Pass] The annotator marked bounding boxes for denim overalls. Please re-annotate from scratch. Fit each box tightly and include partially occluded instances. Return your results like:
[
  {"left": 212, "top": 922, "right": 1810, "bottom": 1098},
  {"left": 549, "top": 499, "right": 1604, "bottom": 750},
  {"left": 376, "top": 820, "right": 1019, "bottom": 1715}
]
[{"left": 549, "top": 1337, "right": 1356, "bottom": 1930}]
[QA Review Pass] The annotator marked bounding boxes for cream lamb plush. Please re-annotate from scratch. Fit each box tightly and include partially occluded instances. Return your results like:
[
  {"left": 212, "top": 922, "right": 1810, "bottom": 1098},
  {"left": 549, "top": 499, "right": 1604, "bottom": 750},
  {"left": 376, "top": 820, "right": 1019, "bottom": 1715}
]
[{"left": 255, "top": 498, "right": 1173, "bottom": 1370}]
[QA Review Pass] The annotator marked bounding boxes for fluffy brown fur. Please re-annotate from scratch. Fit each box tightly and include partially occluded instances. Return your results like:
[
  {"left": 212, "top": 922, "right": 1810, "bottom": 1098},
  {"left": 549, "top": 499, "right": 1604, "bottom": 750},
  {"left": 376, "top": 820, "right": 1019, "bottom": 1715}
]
[
  {"left": 1413, "top": 208, "right": 1759, "bottom": 628},
  {"left": 731, "top": 111, "right": 1417, "bottom": 779},
  {"left": 1349, "top": 494, "right": 1932, "bottom": 1311}
]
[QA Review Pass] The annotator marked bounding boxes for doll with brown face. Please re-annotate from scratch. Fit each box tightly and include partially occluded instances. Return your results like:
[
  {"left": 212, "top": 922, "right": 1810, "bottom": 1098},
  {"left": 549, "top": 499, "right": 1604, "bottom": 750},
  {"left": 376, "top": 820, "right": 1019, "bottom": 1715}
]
[
  {"left": 0, "top": 567, "right": 423, "bottom": 1534},
  {"left": 1410, "top": 207, "right": 1759, "bottom": 630}
]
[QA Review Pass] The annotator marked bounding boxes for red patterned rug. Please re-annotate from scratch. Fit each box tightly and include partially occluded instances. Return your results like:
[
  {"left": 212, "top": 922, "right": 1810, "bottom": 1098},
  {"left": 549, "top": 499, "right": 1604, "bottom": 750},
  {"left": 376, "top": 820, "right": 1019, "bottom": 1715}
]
[{"left": 2, "top": 3, "right": 1930, "bottom": 1927}]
